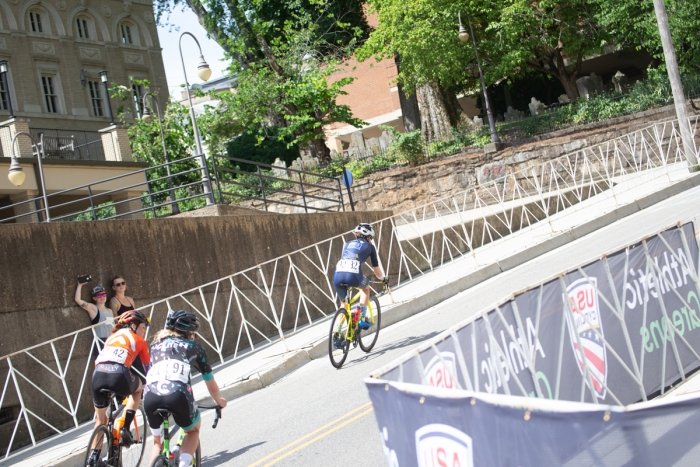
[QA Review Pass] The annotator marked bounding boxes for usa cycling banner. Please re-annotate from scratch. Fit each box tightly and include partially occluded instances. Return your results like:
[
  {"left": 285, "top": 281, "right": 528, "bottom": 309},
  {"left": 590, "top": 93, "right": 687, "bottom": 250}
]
[
  {"left": 367, "top": 222, "right": 700, "bottom": 465},
  {"left": 372, "top": 222, "right": 700, "bottom": 405},
  {"left": 367, "top": 380, "right": 700, "bottom": 467}
]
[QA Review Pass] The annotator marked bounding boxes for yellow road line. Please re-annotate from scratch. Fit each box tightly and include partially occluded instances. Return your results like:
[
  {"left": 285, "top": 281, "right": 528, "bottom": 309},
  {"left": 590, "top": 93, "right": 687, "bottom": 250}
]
[
  {"left": 259, "top": 408, "right": 375, "bottom": 467},
  {"left": 246, "top": 403, "right": 374, "bottom": 467}
]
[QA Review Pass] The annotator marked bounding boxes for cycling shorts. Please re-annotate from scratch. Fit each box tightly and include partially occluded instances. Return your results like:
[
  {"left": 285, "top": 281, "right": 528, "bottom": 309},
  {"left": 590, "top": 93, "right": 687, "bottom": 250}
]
[
  {"left": 91, "top": 363, "right": 140, "bottom": 408},
  {"left": 333, "top": 272, "right": 369, "bottom": 301},
  {"left": 144, "top": 387, "right": 200, "bottom": 432}
]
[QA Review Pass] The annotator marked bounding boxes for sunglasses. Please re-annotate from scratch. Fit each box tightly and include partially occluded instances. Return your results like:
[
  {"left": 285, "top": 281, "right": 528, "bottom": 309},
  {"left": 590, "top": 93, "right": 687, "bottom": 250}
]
[
  {"left": 114, "top": 281, "right": 126, "bottom": 287},
  {"left": 94, "top": 293, "right": 107, "bottom": 298}
]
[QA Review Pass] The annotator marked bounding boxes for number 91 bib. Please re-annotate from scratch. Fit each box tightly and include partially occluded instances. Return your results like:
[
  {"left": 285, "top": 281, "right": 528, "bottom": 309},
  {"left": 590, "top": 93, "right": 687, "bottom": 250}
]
[{"left": 147, "top": 359, "right": 191, "bottom": 385}]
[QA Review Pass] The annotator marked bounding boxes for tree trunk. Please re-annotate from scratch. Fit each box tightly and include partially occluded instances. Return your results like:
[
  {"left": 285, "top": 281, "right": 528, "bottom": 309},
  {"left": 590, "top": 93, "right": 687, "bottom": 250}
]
[
  {"left": 309, "top": 138, "right": 331, "bottom": 163},
  {"left": 394, "top": 55, "right": 421, "bottom": 132},
  {"left": 553, "top": 49, "right": 580, "bottom": 101},
  {"left": 417, "top": 80, "right": 453, "bottom": 142},
  {"left": 558, "top": 74, "right": 580, "bottom": 101},
  {"left": 440, "top": 85, "right": 465, "bottom": 126}
]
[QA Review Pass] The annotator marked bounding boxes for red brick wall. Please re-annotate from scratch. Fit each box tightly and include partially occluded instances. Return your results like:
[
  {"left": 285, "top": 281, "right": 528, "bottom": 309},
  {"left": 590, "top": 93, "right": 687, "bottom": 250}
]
[{"left": 327, "top": 55, "right": 401, "bottom": 130}]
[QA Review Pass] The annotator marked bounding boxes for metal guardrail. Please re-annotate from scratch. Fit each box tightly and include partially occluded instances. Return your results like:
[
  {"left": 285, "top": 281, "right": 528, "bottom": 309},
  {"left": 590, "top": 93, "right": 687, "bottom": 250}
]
[
  {"left": 0, "top": 153, "right": 349, "bottom": 223},
  {"left": 213, "top": 155, "right": 346, "bottom": 213},
  {"left": 30, "top": 128, "right": 105, "bottom": 161},
  {"left": 0, "top": 117, "right": 698, "bottom": 459}
]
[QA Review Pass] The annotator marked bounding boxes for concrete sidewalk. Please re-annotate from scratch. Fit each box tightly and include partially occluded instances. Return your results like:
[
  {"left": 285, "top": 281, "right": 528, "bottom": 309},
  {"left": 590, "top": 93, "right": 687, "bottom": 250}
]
[{"left": 7, "top": 168, "right": 700, "bottom": 467}]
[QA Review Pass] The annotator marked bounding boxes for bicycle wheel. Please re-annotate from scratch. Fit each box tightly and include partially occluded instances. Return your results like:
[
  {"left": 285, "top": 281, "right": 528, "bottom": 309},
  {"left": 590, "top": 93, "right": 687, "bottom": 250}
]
[
  {"left": 83, "top": 425, "right": 111, "bottom": 467},
  {"left": 359, "top": 296, "right": 381, "bottom": 353},
  {"left": 194, "top": 443, "right": 201, "bottom": 467},
  {"left": 150, "top": 455, "right": 168, "bottom": 467},
  {"left": 120, "top": 405, "right": 148, "bottom": 467},
  {"left": 328, "top": 308, "right": 350, "bottom": 369}
]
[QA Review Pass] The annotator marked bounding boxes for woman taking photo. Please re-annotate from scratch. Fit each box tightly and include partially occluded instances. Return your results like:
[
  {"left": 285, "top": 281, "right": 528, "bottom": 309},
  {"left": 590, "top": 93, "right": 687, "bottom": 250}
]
[
  {"left": 74, "top": 280, "right": 113, "bottom": 353},
  {"left": 109, "top": 275, "right": 136, "bottom": 317}
]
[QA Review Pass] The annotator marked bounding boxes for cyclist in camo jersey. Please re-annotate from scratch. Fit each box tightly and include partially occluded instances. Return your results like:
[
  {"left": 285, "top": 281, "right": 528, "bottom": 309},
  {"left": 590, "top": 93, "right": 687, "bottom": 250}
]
[{"left": 143, "top": 310, "right": 226, "bottom": 467}]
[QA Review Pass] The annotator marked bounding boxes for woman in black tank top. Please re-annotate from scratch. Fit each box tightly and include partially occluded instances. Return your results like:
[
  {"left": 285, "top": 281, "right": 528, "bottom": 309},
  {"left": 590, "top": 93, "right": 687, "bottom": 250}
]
[{"left": 109, "top": 275, "right": 137, "bottom": 316}]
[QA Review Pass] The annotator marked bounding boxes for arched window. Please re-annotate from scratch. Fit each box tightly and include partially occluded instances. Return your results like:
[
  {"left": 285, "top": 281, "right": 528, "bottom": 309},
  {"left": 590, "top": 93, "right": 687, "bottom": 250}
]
[
  {"left": 28, "top": 7, "right": 51, "bottom": 35},
  {"left": 119, "top": 20, "right": 139, "bottom": 46},
  {"left": 75, "top": 14, "right": 95, "bottom": 40}
]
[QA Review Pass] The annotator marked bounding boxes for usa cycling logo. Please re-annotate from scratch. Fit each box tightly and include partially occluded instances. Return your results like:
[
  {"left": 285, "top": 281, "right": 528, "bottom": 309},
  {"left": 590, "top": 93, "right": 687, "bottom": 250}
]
[
  {"left": 415, "top": 424, "right": 474, "bottom": 467},
  {"left": 564, "top": 277, "right": 608, "bottom": 399},
  {"left": 424, "top": 352, "right": 457, "bottom": 389}
]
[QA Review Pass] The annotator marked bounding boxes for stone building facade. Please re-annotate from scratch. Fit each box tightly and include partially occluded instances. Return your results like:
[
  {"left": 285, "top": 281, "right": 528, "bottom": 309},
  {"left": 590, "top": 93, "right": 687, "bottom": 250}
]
[{"left": 0, "top": 0, "right": 167, "bottom": 131}]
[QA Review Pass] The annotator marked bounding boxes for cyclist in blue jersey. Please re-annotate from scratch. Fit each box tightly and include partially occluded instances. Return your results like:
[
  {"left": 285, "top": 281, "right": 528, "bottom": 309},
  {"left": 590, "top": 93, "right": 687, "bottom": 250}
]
[{"left": 333, "top": 223, "right": 388, "bottom": 332}]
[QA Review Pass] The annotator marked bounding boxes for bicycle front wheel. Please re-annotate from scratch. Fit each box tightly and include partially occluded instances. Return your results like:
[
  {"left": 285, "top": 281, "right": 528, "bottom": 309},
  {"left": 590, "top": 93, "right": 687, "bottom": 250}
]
[
  {"left": 120, "top": 405, "right": 148, "bottom": 467},
  {"left": 83, "top": 425, "right": 111, "bottom": 467},
  {"left": 328, "top": 308, "right": 350, "bottom": 369},
  {"left": 359, "top": 296, "right": 381, "bottom": 353},
  {"left": 150, "top": 455, "right": 168, "bottom": 467}
]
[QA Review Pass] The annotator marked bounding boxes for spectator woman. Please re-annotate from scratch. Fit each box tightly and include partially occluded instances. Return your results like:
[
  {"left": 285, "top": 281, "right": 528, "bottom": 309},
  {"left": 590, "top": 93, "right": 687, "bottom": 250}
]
[
  {"left": 109, "top": 275, "right": 136, "bottom": 317},
  {"left": 74, "top": 280, "right": 114, "bottom": 352}
]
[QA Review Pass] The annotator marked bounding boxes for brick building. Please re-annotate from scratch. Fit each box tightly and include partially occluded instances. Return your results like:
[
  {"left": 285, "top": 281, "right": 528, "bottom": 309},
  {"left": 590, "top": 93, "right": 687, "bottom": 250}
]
[{"left": 0, "top": 0, "right": 168, "bottom": 221}]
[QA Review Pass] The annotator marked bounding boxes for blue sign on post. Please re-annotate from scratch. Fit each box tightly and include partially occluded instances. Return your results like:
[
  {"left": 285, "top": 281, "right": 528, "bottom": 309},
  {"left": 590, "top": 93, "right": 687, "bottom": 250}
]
[{"left": 342, "top": 169, "right": 354, "bottom": 188}]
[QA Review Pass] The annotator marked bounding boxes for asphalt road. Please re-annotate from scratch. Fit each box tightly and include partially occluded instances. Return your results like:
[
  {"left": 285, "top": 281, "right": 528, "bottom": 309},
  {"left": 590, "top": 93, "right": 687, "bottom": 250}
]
[{"left": 192, "top": 185, "right": 700, "bottom": 467}]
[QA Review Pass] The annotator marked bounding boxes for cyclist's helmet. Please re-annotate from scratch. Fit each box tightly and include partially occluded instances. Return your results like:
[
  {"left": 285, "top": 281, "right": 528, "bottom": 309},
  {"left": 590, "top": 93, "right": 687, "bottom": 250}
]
[
  {"left": 166, "top": 309, "right": 200, "bottom": 334},
  {"left": 117, "top": 310, "right": 150, "bottom": 327},
  {"left": 354, "top": 223, "right": 375, "bottom": 239}
]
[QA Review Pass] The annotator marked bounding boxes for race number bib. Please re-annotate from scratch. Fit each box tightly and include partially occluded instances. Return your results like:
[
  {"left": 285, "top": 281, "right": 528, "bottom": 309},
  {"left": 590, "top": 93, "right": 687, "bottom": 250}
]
[
  {"left": 96, "top": 346, "right": 128, "bottom": 365},
  {"left": 147, "top": 359, "right": 191, "bottom": 385},
  {"left": 336, "top": 259, "right": 360, "bottom": 274}
]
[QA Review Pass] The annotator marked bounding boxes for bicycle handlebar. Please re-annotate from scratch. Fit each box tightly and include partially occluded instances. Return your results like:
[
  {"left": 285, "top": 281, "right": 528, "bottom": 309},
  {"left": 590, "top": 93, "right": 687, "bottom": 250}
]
[{"left": 197, "top": 404, "right": 222, "bottom": 429}]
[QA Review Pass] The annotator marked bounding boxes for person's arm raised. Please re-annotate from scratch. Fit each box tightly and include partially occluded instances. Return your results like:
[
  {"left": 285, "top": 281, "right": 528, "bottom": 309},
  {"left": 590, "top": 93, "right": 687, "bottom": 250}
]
[{"left": 74, "top": 281, "right": 98, "bottom": 320}]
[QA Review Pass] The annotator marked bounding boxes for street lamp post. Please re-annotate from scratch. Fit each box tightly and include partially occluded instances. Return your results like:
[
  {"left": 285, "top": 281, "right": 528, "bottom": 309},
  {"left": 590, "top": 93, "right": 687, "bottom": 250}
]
[
  {"left": 651, "top": 0, "right": 698, "bottom": 168},
  {"left": 98, "top": 70, "right": 115, "bottom": 126},
  {"left": 142, "top": 92, "right": 180, "bottom": 214},
  {"left": 7, "top": 132, "right": 50, "bottom": 222},
  {"left": 459, "top": 11, "right": 501, "bottom": 150},
  {"left": 0, "top": 60, "right": 14, "bottom": 119},
  {"left": 179, "top": 32, "right": 215, "bottom": 206}
]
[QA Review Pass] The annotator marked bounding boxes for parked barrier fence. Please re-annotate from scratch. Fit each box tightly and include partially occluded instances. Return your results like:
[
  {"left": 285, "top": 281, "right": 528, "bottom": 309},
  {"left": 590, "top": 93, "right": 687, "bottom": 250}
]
[
  {"left": 366, "top": 218, "right": 700, "bottom": 466},
  {"left": 0, "top": 116, "right": 698, "bottom": 459}
]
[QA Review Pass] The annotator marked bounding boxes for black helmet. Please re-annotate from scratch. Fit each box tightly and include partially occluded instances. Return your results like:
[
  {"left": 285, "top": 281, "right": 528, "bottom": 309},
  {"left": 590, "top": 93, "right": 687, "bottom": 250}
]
[
  {"left": 117, "top": 310, "right": 150, "bottom": 327},
  {"left": 166, "top": 310, "right": 200, "bottom": 334}
]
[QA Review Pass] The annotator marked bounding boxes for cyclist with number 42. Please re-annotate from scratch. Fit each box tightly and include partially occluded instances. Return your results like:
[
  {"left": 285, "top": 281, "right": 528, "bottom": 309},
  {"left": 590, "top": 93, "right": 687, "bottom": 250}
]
[
  {"left": 89, "top": 310, "right": 151, "bottom": 465},
  {"left": 144, "top": 310, "right": 227, "bottom": 467},
  {"left": 333, "top": 223, "right": 389, "bottom": 338}
]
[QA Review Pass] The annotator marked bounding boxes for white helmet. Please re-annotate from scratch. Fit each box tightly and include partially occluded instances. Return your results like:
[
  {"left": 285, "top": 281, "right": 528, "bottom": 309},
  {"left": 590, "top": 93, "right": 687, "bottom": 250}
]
[{"left": 354, "top": 223, "right": 375, "bottom": 238}]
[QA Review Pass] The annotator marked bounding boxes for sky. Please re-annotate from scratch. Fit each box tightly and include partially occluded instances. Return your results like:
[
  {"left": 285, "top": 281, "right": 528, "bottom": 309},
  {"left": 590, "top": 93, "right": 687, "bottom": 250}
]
[{"left": 156, "top": 7, "right": 231, "bottom": 99}]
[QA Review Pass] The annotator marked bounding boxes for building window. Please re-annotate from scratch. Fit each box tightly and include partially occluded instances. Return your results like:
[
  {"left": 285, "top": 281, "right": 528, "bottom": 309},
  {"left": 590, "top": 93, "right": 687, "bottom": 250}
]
[
  {"left": 120, "top": 24, "right": 132, "bottom": 44},
  {"left": 0, "top": 76, "right": 8, "bottom": 111},
  {"left": 41, "top": 75, "right": 59, "bottom": 113},
  {"left": 76, "top": 17, "right": 90, "bottom": 39},
  {"left": 132, "top": 83, "right": 144, "bottom": 118},
  {"left": 88, "top": 81, "right": 103, "bottom": 117},
  {"left": 29, "top": 11, "right": 43, "bottom": 33}
]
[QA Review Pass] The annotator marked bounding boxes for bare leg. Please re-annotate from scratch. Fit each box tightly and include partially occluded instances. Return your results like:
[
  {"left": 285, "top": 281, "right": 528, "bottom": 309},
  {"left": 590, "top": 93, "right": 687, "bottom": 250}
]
[
  {"left": 91, "top": 406, "right": 108, "bottom": 450},
  {"left": 126, "top": 380, "right": 142, "bottom": 411},
  {"left": 359, "top": 287, "right": 370, "bottom": 307},
  {"left": 181, "top": 419, "right": 201, "bottom": 459},
  {"left": 148, "top": 435, "right": 163, "bottom": 465}
]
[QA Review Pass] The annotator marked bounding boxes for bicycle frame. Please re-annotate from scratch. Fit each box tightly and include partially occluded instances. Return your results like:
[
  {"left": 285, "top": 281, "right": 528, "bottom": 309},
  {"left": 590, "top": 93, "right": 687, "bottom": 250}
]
[{"left": 339, "top": 288, "right": 377, "bottom": 342}]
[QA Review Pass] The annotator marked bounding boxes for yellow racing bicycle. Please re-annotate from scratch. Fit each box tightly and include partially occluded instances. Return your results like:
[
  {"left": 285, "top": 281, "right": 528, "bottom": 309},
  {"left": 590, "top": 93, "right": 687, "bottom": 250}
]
[{"left": 328, "top": 281, "right": 387, "bottom": 368}]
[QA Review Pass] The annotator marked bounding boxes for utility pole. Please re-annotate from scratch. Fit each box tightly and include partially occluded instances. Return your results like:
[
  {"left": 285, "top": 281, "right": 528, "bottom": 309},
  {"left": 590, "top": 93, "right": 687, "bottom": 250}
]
[{"left": 652, "top": 0, "right": 698, "bottom": 169}]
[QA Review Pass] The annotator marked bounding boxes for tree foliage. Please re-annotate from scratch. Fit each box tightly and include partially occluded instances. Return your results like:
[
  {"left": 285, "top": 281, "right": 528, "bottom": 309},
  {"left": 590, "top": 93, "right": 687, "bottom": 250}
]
[
  {"left": 153, "top": 0, "right": 369, "bottom": 159},
  {"left": 595, "top": 0, "right": 700, "bottom": 72}
]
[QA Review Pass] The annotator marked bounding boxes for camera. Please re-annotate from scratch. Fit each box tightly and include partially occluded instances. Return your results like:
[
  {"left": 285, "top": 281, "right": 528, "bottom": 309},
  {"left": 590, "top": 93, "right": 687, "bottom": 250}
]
[{"left": 78, "top": 274, "right": 92, "bottom": 284}]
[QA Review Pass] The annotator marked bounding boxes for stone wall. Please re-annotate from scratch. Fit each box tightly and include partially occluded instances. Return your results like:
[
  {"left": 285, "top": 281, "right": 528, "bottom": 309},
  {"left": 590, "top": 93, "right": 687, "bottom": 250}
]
[{"left": 351, "top": 104, "right": 699, "bottom": 213}]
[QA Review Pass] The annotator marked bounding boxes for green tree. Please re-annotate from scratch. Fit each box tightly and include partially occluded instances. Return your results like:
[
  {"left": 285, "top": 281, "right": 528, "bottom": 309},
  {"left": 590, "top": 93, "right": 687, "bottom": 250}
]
[
  {"left": 595, "top": 0, "right": 700, "bottom": 72},
  {"left": 226, "top": 127, "right": 300, "bottom": 171},
  {"left": 153, "top": 0, "right": 368, "bottom": 160}
]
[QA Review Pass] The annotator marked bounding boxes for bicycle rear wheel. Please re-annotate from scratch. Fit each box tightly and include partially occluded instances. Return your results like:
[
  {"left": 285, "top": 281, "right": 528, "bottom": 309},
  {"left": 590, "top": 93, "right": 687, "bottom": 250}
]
[
  {"left": 150, "top": 455, "right": 168, "bottom": 467},
  {"left": 120, "top": 405, "right": 148, "bottom": 467},
  {"left": 359, "top": 296, "right": 381, "bottom": 352},
  {"left": 194, "top": 443, "right": 201, "bottom": 467},
  {"left": 328, "top": 308, "right": 350, "bottom": 369},
  {"left": 83, "top": 425, "right": 111, "bottom": 467}
]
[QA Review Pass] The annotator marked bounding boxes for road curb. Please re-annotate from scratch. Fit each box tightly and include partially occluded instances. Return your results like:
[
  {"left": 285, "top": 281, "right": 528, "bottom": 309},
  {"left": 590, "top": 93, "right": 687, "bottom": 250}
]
[{"left": 42, "top": 174, "right": 700, "bottom": 467}]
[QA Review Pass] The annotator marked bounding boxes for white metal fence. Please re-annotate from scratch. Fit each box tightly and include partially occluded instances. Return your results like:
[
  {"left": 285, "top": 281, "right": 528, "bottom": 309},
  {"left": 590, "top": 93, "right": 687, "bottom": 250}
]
[{"left": 0, "top": 116, "right": 698, "bottom": 459}]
